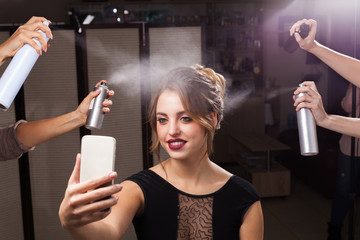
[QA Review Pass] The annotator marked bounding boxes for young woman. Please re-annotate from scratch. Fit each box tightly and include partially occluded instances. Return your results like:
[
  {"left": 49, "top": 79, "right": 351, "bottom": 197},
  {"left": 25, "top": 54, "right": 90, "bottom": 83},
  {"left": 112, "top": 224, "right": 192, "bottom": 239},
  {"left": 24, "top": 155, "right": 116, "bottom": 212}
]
[{"left": 59, "top": 65, "right": 264, "bottom": 240}]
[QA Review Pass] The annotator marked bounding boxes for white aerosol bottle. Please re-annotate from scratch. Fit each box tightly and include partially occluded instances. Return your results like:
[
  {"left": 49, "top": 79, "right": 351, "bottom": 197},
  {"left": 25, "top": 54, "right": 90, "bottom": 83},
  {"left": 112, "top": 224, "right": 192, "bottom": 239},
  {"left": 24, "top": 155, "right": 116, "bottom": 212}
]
[
  {"left": 295, "top": 84, "right": 319, "bottom": 156},
  {"left": 0, "top": 21, "right": 50, "bottom": 110}
]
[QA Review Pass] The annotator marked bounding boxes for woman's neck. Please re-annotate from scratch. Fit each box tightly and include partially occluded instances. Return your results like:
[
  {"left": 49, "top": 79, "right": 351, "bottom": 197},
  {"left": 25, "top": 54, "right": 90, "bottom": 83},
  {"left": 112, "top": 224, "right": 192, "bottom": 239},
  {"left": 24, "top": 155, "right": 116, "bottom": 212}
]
[
  {"left": 165, "top": 154, "right": 211, "bottom": 179},
  {"left": 156, "top": 156, "right": 229, "bottom": 195}
]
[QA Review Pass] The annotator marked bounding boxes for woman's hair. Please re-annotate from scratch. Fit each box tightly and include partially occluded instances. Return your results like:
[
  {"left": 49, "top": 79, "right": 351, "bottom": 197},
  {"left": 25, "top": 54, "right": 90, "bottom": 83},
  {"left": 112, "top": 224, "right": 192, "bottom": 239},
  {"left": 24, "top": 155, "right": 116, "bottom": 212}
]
[{"left": 148, "top": 64, "right": 226, "bottom": 160}]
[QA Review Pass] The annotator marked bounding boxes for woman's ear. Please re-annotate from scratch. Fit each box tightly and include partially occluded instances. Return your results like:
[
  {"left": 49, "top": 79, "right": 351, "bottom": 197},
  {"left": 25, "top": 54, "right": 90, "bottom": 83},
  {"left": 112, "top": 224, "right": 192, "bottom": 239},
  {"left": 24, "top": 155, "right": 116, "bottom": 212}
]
[{"left": 211, "top": 112, "right": 218, "bottom": 128}]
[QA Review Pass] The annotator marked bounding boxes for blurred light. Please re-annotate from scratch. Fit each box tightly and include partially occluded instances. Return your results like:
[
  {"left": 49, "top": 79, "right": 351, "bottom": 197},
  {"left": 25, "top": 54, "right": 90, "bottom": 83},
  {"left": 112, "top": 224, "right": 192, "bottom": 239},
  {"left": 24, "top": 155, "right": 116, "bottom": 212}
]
[
  {"left": 83, "top": 14, "right": 95, "bottom": 25},
  {"left": 113, "top": 8, "right": 118, "bottom": 14},
  {"left": 117, "top": 17, "right": 121, "bottom": 22},
  {"left": 124, "top": 10, "right": 129, "bottom": 15}
]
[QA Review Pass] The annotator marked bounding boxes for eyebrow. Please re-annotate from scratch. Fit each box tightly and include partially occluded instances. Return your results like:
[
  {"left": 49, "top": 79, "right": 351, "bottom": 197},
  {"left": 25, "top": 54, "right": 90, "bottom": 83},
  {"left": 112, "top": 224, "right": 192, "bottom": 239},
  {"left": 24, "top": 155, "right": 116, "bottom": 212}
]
[{"left": 156, "top": 111, "right": 187, "bottom": 118}]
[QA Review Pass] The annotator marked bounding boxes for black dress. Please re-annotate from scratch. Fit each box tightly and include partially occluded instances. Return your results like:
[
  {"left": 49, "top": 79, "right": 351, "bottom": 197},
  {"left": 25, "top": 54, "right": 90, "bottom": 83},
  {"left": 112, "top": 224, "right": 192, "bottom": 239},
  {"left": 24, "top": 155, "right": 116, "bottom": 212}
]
[{"left": 126, "top": 169, "right": 259, "bottom": 240}]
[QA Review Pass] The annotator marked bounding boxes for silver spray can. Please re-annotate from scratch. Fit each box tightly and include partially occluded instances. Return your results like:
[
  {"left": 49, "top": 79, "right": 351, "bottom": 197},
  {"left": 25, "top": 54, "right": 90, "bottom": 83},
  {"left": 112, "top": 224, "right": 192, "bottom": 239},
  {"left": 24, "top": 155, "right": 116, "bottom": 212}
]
[
  {"left": 295, "top": 84, "right": 319, "bottom": 156},
  {"left": 85, "top": 82, "right": 109, "bottom": 130}
]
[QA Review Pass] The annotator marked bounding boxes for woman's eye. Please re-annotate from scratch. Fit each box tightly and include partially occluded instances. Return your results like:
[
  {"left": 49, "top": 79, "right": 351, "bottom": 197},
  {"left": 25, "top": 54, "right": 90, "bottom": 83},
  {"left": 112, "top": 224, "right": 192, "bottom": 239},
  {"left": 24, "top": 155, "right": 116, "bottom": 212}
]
[
  {"left": 181, "top": 116, "right": 192, "bottom": 122},
  {"left": 157, "top": 118, "right": 167, "bottom": 124}
]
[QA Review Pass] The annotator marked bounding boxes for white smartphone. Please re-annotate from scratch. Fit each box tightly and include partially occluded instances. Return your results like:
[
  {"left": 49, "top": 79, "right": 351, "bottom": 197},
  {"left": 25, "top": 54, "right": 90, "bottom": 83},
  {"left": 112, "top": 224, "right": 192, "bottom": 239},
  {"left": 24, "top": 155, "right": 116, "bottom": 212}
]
[{"left": 80, "top": 135, "right": 116, "bottom": 187}]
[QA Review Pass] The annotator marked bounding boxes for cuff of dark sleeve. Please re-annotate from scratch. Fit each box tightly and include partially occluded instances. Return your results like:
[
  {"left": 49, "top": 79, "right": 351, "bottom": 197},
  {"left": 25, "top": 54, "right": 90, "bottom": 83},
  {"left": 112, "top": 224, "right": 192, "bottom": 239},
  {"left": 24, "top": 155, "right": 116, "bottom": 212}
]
[
  {"left": 13, "top": 120, "right": 35, "bottom": 153},
  {"left": 0, "top": 120, "right": 35, "bottom": 161}
]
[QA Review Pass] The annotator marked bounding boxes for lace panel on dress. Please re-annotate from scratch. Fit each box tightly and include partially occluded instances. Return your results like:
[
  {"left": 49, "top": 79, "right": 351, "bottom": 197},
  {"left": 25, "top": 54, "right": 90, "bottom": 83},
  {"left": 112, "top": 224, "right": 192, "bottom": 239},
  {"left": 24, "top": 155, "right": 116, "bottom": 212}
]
[{"left": 177, "top": 193, "right": 213, "bottom": 240}]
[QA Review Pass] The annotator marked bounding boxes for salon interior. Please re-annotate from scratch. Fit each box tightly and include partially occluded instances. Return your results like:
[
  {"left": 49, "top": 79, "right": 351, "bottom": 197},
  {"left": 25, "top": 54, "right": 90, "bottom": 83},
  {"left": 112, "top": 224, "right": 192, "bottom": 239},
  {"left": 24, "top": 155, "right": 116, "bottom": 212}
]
[{"left": 0, "top": 0, "right": 359, "bottom": 239}]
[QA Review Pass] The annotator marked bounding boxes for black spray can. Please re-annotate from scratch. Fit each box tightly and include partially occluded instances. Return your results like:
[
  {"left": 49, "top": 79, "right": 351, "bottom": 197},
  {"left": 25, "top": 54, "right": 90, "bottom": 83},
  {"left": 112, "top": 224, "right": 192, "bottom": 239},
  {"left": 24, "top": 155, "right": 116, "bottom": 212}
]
[
  {"left": 85, "top": 82, "right": 109, "bottom": 130},
  {"left": 295, "top": 84, "right": 319, "bottom": 156}
]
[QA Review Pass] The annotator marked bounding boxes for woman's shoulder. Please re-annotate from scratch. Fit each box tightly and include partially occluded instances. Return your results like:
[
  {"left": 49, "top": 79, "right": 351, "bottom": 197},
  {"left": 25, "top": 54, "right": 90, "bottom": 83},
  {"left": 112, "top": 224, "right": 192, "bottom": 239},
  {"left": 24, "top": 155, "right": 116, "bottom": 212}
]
[
  {"left": 211, "top": 162, "right": 259, "bottom": 199},
  {"left": 125, "top": 168, "right": 170, "bottom": 192},
  {"left": 224, "top": 175, "right": 260, "bottom": 201},
  {"left": 126, "top": 169, "right": 159, "bottom": 183}
]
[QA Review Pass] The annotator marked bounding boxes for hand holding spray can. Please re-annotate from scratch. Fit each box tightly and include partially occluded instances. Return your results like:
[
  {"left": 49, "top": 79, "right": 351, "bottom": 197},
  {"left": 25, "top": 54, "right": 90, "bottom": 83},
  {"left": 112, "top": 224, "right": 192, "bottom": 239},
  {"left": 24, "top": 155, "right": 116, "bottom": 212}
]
[
  {"left": 0, "top": 21, "right": 50, "bottom": 110},
  {"left": 295, "top": 84, "right": 319, "bottom": 156},
  {"left": 85, "top": 82, "right": 109, "bottom": 130}
]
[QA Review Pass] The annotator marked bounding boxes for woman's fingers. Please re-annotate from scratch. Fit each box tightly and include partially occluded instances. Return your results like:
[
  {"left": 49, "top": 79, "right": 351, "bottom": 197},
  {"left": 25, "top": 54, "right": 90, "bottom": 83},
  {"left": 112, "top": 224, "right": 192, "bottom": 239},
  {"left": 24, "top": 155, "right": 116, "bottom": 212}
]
[
  {"left": 68, "top": 153, "right": 81, "bottom": 186},
  {"left": 71, "top": 194, "right": 119, "bottom": 217},
  {"left": 69, "top": 182, "right": 122, "bottom": 207}
]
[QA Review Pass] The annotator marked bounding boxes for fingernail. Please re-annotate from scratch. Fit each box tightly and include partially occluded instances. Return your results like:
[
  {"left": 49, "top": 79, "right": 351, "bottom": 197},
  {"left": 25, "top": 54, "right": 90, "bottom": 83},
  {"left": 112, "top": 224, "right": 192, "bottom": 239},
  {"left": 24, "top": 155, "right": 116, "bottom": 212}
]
[
  {"left": 116, "top": 184, "right": 122, "bottom": 190},
  {"left": 109, "top": 171, "right": 117, "bottom": 178}
]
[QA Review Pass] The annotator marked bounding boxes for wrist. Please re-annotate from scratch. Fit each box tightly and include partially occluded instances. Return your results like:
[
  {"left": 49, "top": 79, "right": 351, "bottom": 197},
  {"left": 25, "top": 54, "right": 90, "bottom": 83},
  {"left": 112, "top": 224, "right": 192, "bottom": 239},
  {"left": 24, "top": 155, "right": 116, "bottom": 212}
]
[
  {"left": 0, "top": 44, "right": 8, "bottom": 66},
  {"left": 307, "top": 40, "right": 321, "bottom": 55},
  {"left": 72, "top": 109, "right": 87, "bottom": 127},
  {"left": 317, "top": 113, "right": 331, "bottom": 129}
]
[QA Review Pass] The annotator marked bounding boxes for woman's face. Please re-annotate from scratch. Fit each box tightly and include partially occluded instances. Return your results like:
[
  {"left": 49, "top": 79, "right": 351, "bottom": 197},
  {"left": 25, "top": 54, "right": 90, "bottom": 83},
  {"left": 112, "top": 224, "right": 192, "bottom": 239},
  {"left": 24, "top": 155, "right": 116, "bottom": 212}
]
[{"left": 156, "top": 90, "right": 207, "bottom": 161}]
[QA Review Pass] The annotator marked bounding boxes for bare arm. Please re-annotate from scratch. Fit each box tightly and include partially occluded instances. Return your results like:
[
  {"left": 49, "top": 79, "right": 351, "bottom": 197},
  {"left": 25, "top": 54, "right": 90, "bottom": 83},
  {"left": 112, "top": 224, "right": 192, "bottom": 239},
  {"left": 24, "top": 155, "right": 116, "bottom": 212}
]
[
  {"left": 59, "top": 153, "right": 122, "bottom": 239},
  {"left": 16, "top": 80, "right": 114, "bottom": 148},
  {"left": 59, "top": 155, "right": 143, "bottom": 240},
  {"left": 309, "top": 43, "right": 360, "bottom": 88},
  {"left": 317, "top": 114, "right": 360, "bottom": 138},
  {"left": 294, "top": 81, "right": 360, "bottom": 138},
  {"left": 239, "top": 201, "right": 264, "bottom": 240},
  {"left": 0, "top": 16, "right": 52, "bottom": 66},
  {"left": 290, "top": 19, "right": 360, "bottom": 88}
]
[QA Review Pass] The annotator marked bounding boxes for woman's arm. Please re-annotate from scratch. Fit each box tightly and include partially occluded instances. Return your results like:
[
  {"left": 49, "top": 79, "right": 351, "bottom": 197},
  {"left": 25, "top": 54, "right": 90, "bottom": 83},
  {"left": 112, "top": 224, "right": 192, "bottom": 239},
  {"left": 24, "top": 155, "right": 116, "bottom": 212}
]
[
  {"left": 16, "top": 80, "right": 114, "bottom": 148},
  {"left": 59, "top": 154, "right": 143, "bottom": 240},
  {"left": 239, "top": 201, "right": 264, "bottom": 240},
  {"left": 294, "top": 81, "right": 360, "bottom": 138},
  {"left": 309, "top": 43, "right": 360, "bottom": 89},
  {"left": 290, "top": 19, "right": 360, "bottom": 88},
  {"left": 59, "top": 153, "right": 122, "bottom": 239}
]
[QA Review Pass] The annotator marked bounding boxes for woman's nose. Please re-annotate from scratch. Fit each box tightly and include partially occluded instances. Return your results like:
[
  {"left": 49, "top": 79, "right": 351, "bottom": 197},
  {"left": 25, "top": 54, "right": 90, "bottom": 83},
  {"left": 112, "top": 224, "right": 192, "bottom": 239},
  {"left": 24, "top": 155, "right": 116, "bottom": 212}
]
[{"left": 168, "top": 121, "right": 180, "bottom": 136}]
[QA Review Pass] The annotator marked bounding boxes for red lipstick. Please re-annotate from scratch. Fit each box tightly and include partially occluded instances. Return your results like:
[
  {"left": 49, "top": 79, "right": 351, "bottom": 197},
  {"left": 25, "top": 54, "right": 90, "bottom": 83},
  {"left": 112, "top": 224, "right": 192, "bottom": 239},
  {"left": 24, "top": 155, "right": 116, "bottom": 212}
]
[{"left": 167, "top": 138, "right": 186, "bottom": 150}]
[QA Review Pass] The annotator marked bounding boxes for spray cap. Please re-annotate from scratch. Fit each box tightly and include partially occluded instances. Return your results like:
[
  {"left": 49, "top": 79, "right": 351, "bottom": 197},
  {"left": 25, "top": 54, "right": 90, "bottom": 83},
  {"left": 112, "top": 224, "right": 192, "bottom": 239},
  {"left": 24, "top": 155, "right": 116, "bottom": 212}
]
[{"left": 32, "top": 21, "right": 50, "bottom": 48}]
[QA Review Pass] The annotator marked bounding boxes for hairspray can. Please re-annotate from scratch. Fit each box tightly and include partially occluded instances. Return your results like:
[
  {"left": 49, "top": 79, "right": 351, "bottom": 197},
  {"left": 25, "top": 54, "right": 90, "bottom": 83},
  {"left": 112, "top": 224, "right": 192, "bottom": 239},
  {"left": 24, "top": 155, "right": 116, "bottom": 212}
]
[
  {"left": 295, "top": 84, "right": 319, "bottom": 156},
  {"left": 85, "top": 82, "right": 109, "bottom": 130},
  {"left": 0, "top": 21, "right": 50, "bottom": 110}
]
